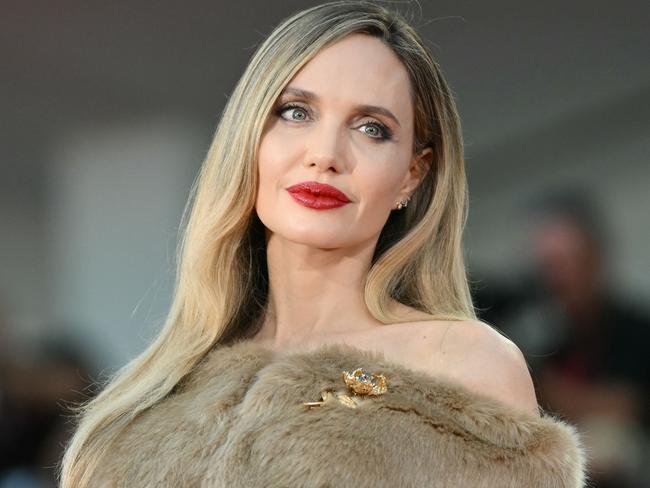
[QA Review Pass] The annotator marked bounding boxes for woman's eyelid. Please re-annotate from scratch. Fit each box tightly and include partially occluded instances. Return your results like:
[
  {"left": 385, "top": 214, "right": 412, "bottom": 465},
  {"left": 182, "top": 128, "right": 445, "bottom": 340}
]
[
  {"left": 358, "top": 117, "right": 387, "bottom": 130},
  {"left": 278, "top": 96, "right": 311, "bottom": 110}
]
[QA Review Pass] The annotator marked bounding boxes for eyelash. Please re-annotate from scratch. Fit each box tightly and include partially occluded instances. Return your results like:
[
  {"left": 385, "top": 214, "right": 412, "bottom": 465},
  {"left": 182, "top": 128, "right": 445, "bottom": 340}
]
[{"left": 274, "top": 103, "right": 394, "bottom": 142}]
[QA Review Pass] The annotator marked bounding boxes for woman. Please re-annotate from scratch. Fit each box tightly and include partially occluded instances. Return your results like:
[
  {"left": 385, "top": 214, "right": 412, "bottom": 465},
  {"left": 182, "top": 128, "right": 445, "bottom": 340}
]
[{"left": 60, "top": 1, "right": 587, "bottom": 486}]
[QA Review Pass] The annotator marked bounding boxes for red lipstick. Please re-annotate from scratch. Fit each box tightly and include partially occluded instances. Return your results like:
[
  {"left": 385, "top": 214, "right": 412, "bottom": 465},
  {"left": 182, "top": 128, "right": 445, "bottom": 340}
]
[{"left": 286, "top": 181, "right": 351, "bottom": 210}]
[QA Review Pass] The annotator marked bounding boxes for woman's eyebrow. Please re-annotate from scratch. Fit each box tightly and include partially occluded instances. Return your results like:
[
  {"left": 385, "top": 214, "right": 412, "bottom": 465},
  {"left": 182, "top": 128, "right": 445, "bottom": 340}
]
[{"left": 280, "top": 86, "right": 401, "bottom": 127}]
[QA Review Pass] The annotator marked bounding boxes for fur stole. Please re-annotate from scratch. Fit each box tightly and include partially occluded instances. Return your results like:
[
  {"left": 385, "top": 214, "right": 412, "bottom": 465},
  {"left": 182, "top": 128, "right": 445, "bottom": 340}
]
[{"left": 94, "top": 339, "right": 587, "bottom": 487}]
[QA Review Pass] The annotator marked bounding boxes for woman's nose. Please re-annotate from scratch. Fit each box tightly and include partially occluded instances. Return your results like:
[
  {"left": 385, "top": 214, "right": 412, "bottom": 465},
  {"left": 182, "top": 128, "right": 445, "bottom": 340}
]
[{"left": 303, "top": 122, "right": 347, "bottom": 173}]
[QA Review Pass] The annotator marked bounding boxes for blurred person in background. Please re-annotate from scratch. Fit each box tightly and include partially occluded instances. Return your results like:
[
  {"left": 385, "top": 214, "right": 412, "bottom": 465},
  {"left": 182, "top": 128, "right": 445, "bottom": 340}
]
[
  {"left": 0, "top": 306, "right": 93, "bottom": 488},
  {"left": 476, "top": 187, "right": 650, "bottom": 487}
]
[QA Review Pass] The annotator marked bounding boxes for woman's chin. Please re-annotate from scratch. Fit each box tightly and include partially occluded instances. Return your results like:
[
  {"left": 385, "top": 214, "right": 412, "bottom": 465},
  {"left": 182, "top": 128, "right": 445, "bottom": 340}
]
[{"left": 266, "top": 228, "right": 359, "bottom": 251}]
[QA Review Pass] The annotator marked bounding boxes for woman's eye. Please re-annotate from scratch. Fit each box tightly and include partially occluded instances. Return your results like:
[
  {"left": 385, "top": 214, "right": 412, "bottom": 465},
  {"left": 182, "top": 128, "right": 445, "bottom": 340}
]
[
  {"left": 359, "top": 121, "right": 392, "bottom": 141},
  {"left": 277, "top": 104, "right": 309, "bottom": 121},
  {"left": 275, "top": 104, "right": 392, "bottom": 142}
]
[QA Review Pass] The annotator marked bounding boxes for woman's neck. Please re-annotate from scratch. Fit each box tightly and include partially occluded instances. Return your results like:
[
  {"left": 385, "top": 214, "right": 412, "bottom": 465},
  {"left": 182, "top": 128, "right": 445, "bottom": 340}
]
[{"left": 252, "top": 232, "right": 383, "bottom": 348}]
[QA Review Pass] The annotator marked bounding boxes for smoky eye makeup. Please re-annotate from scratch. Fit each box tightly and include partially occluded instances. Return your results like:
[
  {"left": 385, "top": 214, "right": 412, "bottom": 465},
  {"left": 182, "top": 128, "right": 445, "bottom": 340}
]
[
  {"left": 275, "top": 102, "right": 310, "bottom": 121},
  {"left": 359, "top": 119, "right": 393, "bottom": 141},
  {"left": 274, "top": 101, "right": 394, "bottom": 142}
]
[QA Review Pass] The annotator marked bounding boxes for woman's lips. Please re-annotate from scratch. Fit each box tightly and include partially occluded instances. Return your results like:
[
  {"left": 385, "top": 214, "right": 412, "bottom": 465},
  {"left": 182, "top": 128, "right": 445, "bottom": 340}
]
[{"left": 286, "top": 181, "right": 351, "bottom": 210}]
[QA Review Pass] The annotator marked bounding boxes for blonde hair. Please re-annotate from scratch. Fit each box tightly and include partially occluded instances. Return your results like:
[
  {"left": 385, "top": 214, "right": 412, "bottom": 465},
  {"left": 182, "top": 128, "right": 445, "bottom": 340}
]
[{"left": 60, "top": 1, "right": 476, "bottom": 485}]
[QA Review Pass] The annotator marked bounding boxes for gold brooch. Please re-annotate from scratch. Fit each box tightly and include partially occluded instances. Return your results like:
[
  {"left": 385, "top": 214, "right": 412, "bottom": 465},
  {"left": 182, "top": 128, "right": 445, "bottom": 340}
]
[
  {"left": 303, "top": 367, "right": 388, "bottom": 409},
  {"left": 342, "top": 368, "right": 388, "bottom": 395}
]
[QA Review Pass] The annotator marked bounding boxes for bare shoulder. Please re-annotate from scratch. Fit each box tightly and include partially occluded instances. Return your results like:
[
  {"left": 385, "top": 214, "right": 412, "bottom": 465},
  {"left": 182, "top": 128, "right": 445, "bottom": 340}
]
[{"left": 416, "top": 319, "right": 540, "bottom": 417}]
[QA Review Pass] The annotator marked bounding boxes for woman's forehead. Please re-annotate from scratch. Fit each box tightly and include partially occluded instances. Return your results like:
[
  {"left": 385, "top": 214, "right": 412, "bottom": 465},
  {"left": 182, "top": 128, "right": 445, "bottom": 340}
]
[{"left": 283, "top": 34, "right": 412, "bottom": 120}]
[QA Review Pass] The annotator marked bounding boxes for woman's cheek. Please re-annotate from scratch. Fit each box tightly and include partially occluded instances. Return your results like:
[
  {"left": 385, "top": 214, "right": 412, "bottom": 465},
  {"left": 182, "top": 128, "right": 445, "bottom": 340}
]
[
  {"left": 358, "top": 160, "right": 403, "bottom": 198},
  {"left": 258, "top": 140, "right": 293, "bottom": 185}
]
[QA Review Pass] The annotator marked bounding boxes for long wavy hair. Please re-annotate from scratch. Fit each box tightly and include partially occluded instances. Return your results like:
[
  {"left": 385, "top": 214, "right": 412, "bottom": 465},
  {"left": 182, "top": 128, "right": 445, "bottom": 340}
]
[{"left": 60, "top": 1, "right": 476, "bottom": 485}]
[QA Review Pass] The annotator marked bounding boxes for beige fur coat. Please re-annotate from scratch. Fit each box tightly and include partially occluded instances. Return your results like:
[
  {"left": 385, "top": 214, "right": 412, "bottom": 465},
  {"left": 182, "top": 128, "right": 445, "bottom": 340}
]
[{"left": 94, "top": 339, "right": 587, "bottom": 487}]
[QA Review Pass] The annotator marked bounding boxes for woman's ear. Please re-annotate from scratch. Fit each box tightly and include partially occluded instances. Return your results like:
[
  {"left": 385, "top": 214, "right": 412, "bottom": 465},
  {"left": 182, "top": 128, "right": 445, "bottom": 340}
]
[{"left": 399, "top": 147, "right": 434, "bottom": 196}]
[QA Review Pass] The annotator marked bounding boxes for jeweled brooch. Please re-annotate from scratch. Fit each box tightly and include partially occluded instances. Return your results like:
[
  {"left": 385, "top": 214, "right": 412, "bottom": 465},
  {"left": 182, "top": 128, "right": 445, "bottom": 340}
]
[
  {"left": 342, "top": 368, "right": 388, "bottom": 395},
  {"left": 303, "top": 367, "right": 388, "bottom": 409}
]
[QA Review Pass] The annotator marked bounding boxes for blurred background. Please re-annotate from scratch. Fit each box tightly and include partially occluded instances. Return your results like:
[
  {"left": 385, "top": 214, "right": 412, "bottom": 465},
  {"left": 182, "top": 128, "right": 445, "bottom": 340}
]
[{"left": 1, "top": 1, "right": 648, "bottom": 486}]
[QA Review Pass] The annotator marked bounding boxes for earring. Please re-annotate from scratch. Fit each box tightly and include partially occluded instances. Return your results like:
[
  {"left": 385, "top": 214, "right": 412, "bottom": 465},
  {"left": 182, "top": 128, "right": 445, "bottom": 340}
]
[{"left": 396, "top": 196, "right": 410, "bottom": 210}]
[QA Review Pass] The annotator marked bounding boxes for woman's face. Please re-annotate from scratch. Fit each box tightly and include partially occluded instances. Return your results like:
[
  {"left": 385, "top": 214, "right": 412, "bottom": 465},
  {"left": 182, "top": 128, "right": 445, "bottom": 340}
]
[{"left": 256, "top": 33, "right": 432, "bottom": 249}]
